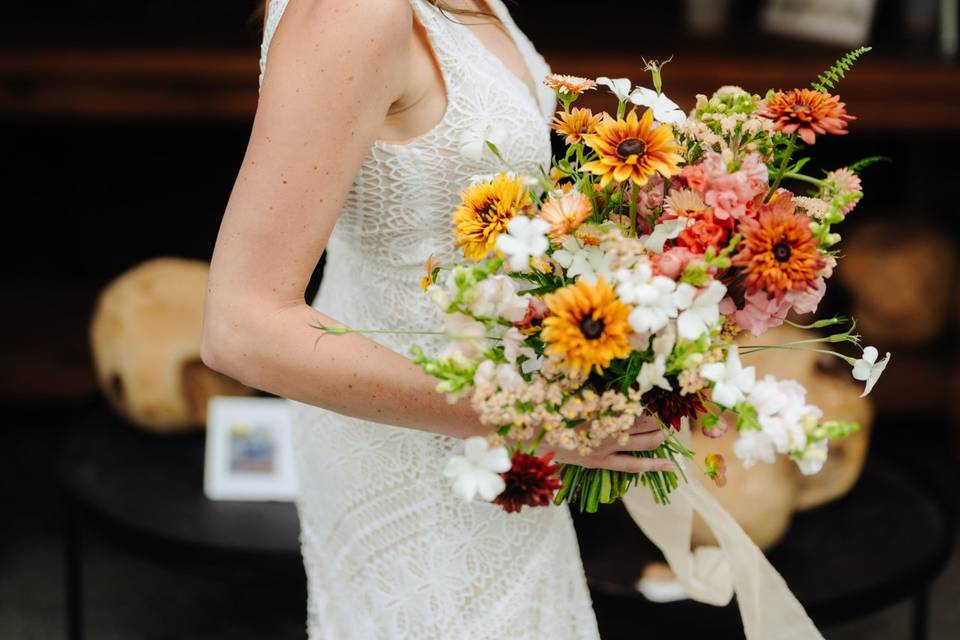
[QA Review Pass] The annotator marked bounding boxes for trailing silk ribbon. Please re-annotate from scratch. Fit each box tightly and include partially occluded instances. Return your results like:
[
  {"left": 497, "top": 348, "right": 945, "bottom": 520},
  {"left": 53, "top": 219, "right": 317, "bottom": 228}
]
[{"left": 621, "top": 420, "right": 825, "bottom": 639}]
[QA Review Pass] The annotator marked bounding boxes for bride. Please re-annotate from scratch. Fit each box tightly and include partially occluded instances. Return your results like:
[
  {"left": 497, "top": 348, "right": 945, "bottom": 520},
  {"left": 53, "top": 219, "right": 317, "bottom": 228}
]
[{"left": 201, "top": 1, "right": 672, "bottom": 637}]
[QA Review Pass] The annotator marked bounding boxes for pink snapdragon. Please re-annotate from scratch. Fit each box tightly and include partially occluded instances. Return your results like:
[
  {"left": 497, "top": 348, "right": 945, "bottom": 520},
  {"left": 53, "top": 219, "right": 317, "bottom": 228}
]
[{"left": 735, "top": 291, "right": 792, "bottom": 336}]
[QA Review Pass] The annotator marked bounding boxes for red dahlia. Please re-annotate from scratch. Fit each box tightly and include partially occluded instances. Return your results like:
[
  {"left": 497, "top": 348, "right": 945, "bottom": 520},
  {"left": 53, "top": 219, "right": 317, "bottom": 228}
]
[
  {"left": 641, "top": 383, "right": 706, "bottom": 430},
  {"left": 494, "top": 451, "right": 563, "bottom": 514}
]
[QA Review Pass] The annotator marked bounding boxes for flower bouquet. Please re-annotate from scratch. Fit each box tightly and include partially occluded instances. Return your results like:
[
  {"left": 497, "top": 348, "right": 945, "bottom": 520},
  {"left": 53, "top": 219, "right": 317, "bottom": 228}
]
[{"left": 315, "top": 48, "right": 890, "bottom": 513}]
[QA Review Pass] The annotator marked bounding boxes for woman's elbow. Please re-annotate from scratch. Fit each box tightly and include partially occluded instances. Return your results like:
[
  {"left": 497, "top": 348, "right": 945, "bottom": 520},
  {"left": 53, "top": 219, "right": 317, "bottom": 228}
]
[{"left": 200, "top": 312, "right": 244, "bottom": 381}]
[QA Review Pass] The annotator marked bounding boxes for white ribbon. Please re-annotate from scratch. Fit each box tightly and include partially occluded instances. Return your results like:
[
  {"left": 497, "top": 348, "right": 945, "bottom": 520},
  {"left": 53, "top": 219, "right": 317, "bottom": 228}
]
[{"left": 621, "top": 421, "right": 825, "bottom": 639}]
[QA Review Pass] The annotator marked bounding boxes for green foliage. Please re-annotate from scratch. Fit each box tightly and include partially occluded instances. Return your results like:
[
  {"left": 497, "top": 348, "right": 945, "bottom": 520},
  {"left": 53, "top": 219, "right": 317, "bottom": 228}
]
[
  {"left": 847, "top": 155, "right": 891, "bottom": 175},
  {"left": 810, "top": 46, "right": 872, "bottom": 93}
]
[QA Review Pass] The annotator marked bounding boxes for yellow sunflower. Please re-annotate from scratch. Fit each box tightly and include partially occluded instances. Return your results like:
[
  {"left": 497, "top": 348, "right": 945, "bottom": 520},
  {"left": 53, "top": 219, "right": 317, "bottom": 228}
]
[
  {"left": 582, "top": 108, "right": 683, "bottom": 189},
  {"left": 453, "top": 173, "right": 532, "bottom": 261},
  {"left": 541, "top": 278, "right": 632, "bottom": 376}
]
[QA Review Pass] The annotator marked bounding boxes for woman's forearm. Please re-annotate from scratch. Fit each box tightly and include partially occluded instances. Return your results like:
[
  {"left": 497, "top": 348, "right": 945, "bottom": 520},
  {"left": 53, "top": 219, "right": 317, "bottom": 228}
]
[{"left": 201, "top": 299, "right": 489, "bottom": 440}]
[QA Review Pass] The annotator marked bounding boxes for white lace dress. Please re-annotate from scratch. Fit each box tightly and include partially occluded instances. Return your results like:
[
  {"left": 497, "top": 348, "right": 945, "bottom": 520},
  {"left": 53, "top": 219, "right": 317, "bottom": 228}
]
[{"left": 259, "top": 1, "right": 602, "bottom": 638}]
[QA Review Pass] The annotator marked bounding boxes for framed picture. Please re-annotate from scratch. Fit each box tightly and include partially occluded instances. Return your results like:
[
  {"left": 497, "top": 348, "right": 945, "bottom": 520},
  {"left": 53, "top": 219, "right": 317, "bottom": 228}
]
[
  {"left": 204, "top": 396, "right": 299, "bottom": 501},
  {"left": 762, "top": 0, "right": 877, "bottom": 47}
]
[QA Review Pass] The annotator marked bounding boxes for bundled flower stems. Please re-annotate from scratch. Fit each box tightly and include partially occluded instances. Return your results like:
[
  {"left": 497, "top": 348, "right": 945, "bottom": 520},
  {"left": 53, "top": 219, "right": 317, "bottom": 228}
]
[{"left": 315, "top": 48, "right": 890, "bottom": 514}]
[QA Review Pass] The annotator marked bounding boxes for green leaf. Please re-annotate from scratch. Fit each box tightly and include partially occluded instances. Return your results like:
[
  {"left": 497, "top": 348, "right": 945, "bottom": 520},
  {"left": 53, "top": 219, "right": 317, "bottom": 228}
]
[{"left": 810, "top": 47, "right": 872, "bottom": 92}]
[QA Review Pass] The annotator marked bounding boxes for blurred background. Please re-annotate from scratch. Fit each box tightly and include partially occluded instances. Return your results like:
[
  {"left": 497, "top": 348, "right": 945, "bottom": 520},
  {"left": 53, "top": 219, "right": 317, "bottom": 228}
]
[{"left": 3, "top": 1, "right": 959, "bottom": 638}]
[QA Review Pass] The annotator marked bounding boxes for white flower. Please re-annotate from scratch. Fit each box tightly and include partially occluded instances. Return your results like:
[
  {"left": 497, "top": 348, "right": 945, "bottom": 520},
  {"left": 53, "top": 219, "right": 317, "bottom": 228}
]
[
  {"left": 472, "top": 359, "right": 523, "bottom": 390},
  {"left": 596, "top": 76, "right": 633, "bottom": 102},
  {"left": 501, "top": 327, "right": 535, "bottom": 365},
  {"left": 459, "top": 120, "right": 507, "bottom": 162},
  {"left": 675, "top": 280, "right": 727, "bottom": 341},
  {"left": 795, "top": 438, "right": 829, "bottom": 475},
  {"left": 469, "top": 275, "right": 529, "bottom": 322},
  {"left": 746, "top": 375, "right": 821, "bottom": 455},
  {"left": 629, "top": 86, "right": 687, "bottom": 125},
  {"left": 443, "top": 436, "right": 511, "bottom": 502},
  {"left": 796, "top": 438, "right": 828, "bottom": 476},
  {"left": 732, "top": 430, "right": 776, "bottom": 469},
  {"left": 642, "top": 217, "right": 691, "bottom": 254},
  {"left": 443, "top": 313, "right": 487, "bottom": 358},
  {"left": 651, "top": 322, "right": 676, "bottom": 358},
  {"left": 637, "top": 354, "right": 672, "bottom": 395},
  {"left": 552, "top": 236, "right": 613, "bottom": 284},
  {"left": 852, "top": 346, "right": 890, "bottom": 397},
  {"left": 495, "top": 216, "right": 550, "bottom": 273},
  {"left": 426, "top": 283, "right": 450, "bottom": 309},
  {"left": 701, "top": 345, "right": 756, "bottom": 408},
  {"left": 616, "top": 263, "right": 682, "bottom": 334}
]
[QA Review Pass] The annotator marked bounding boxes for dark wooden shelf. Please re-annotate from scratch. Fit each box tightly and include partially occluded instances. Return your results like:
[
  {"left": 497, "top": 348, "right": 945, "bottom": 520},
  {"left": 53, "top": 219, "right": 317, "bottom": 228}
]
[{"left": 3, "top": 45, "right": 959, "bottom": 131}]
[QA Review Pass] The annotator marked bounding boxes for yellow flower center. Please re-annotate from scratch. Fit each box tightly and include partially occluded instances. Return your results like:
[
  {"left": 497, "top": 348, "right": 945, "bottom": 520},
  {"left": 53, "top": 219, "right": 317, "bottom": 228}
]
[
  {"left": 578, "top": 315, "right": 606, "bottom": 340},
  {"left": 616, "top": 138, "right": 646, "bottom": 159}
]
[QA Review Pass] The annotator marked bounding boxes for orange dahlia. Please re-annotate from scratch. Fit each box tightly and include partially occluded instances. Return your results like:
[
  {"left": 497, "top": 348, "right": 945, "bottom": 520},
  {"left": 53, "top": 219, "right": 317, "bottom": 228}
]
[
  {"left": 582, "top": 108, "right": 683, "bottom": 189},
  {"left": 538, "top": 190, "right": 592, "bottom": 238},
  {"left": 453, "top": 173, "right": 532, "bottom": 261},
  {"left": 550, "top": 107, "right": 602, "bottom": 145},
  {"left": 732, "top": 195, "right": 826, "bottom": 299},
  {"left": 543, "top": 74, "right": 597, "bottom": 96},
  {"left": 541, "top": 278, "right": 632, "bottom": 376},
  {"left": 758, "top": 89, "right": 855, "bottom": 145}
]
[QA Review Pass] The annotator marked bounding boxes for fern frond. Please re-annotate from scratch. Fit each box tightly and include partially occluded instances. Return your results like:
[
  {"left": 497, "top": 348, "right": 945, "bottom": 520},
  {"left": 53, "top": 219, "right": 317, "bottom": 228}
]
[
  {"left": 810, "top": 46, "right": 872, "bottom": 93},
  {"left": 846, "top": 155, "right": 891, "bottom": 175}
]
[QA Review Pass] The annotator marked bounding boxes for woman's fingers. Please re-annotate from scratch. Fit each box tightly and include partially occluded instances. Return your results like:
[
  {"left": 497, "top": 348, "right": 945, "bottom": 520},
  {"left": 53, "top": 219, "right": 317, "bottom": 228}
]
[
  {"left": 617, "top": 430, "right": 667, "bottom": 452},
  {"left": 602, "top": 454, "right": 676, "bottom": 474},
  {"left": 629, "top": 414, "right": 662, "bottom": 434}
]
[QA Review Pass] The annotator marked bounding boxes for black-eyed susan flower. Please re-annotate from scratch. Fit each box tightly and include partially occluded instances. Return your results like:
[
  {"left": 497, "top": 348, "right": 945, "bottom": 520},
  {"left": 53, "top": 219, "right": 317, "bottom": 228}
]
[
  {"left": 541, "top": 278, "right": 632, "bottom": 376},
  {"left": 453, "top": 173, "right": 532, "bottom": 261},
  {"left": 582, "top": 108, "right": 683, "bottom": 189}
]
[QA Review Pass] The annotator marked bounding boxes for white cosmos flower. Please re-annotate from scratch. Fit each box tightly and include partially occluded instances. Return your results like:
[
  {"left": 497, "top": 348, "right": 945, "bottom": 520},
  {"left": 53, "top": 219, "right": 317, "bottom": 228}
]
[
  {"left": 443, "top": 436, "right": 511, "bottom": 502},
  {"left": 459, "top": 120, "right": 507, "bottom": 162},
  {"left": 675, "top": 280, "right": 727, "bottom": 341},
  {"left": 637, "top": 354, "right": 672, "bottom": 395},
  {"left": 596, "top": 76, "right": 633, "bottom": 102},
  {"left": 629, "top": 87, "right": 687, "bottom": 125},
  {"left": 496, "top": 216, "right": 550, "bottom": 273},
  {"left": 701, "top": 345, "right": 756, "bottom": 408},
  {"left": 642, "top": 217, "right": 692, "bottom": 254},
  {"left": 852, "top": 346, "right": 891, "bottom": 397},
  {"left": 469, "top": 275, "right": 529, "bottom": 322},
  {"left": 616, "top": 263, "right": 683, "bottom": 334},
  {"left": 651, "top": 322, "right": 676, "bottom": 358},
  {"left": 552, "top": 236, "right": 613, "bottom": 284}
]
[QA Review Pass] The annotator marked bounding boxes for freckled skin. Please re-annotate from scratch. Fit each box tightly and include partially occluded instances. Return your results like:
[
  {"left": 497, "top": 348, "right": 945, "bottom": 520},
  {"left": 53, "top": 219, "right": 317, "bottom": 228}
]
[{"left": 201, "top": 0, "right": 670, "bottom": 473}]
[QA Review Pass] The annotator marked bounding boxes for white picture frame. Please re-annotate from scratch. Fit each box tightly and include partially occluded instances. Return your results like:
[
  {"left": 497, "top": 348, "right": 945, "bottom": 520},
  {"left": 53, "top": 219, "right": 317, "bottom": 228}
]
[
  {"left": 204, "top": 396, "right": 299, "bottom": 501},
  {"left": 762, "top": 0, "right": 877, "bottom": 47}
]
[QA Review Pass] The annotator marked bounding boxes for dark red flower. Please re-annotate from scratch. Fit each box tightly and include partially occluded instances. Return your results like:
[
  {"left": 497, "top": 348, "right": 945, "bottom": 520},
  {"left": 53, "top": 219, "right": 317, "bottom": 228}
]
[
  {"left": 494, "top": 451, "right": 563, "bottom": 514},
  {"left": 641, "top": 383, "right": 706, "bottom": 430}
]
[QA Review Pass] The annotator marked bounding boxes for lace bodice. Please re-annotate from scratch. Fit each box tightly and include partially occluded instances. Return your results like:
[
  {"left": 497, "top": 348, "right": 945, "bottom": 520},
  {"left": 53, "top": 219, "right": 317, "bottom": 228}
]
[
  {"left": 260, "top": 2, "right": 600, "bottom": 638},
  {"left": 262, "top": 0, "right": 555, "bottom": 354}
]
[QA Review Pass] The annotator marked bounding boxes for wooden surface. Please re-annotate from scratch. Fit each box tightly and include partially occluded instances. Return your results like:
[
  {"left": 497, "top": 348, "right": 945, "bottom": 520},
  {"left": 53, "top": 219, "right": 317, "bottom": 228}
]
[{"left": 3, "top": 46, "right": 959, "bottom": 131}]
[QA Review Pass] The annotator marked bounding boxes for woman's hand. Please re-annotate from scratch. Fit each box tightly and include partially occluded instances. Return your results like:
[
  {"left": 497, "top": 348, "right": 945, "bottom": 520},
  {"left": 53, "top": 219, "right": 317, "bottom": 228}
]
[{"left": 545, "top": 414, "right": 676, "bottom": 474}]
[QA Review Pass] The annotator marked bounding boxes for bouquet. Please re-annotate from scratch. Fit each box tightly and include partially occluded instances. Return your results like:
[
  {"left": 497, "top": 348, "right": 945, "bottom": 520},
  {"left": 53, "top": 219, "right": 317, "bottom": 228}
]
[{"left": 315, "top": 48, "right": 890, "bottom": 513}]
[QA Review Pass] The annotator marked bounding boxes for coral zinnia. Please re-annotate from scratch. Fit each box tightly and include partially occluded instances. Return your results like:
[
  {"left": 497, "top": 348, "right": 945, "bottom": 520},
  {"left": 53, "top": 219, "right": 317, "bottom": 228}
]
[
  {"left": 551, "top": 107, "right": 602, "bottom": 145},
  {"left": 732, "top": 195, "right": 826, "bottom": 299},
  {"left": 641, "top": 380, "right": 706, "bottom": 430},
  {"left": 541, "top": 277, "right": 632, "bottom": 376},
  {"left": 543, "top": 74, "right": 597, "bottom": 96},
  {"left": 758, "top": 89, "right": 855, "bottom": 145},
  {"left": 582, "top": 108, "right": 683, "bottom": 189},
  {"left": 538, "top": 190, "right": 593, "bottom": 238},
  {"left": 494, "top": 450, "right": 563, "bottom": 513},
  {"left": 453, "top": 173, "right": 532, "bottom": 261}
]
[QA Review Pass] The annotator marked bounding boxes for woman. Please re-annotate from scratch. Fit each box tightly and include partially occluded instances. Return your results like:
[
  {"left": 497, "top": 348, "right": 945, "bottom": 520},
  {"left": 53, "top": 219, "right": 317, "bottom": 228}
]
[{"left": 201, "top": 1, "right": 672, "bottom": 637}]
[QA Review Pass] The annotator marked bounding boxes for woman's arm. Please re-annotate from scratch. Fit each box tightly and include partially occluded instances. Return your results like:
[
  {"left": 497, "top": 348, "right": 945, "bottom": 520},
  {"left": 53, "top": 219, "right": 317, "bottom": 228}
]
[
  {"left": 200, "top": 0, "right": 672, "bottom": 472},
  {"left": 202, "top": 0, "right": 487, "bottom": 436}
]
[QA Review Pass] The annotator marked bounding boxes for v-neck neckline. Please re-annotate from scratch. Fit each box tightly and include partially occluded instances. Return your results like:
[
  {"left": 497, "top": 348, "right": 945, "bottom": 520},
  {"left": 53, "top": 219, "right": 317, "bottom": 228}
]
[{"left": 454, "top": 0, "right": 542, "bottom": 112}]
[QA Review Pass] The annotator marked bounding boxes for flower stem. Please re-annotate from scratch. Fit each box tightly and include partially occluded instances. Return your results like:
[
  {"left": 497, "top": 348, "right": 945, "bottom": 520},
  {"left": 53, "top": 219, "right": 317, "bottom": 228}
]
[
  {"left": 765, "top": 133, "right": 797, "bottom": 202},
  {"left": 782, "top": 172, "right": 825, "bottom": 187}
]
